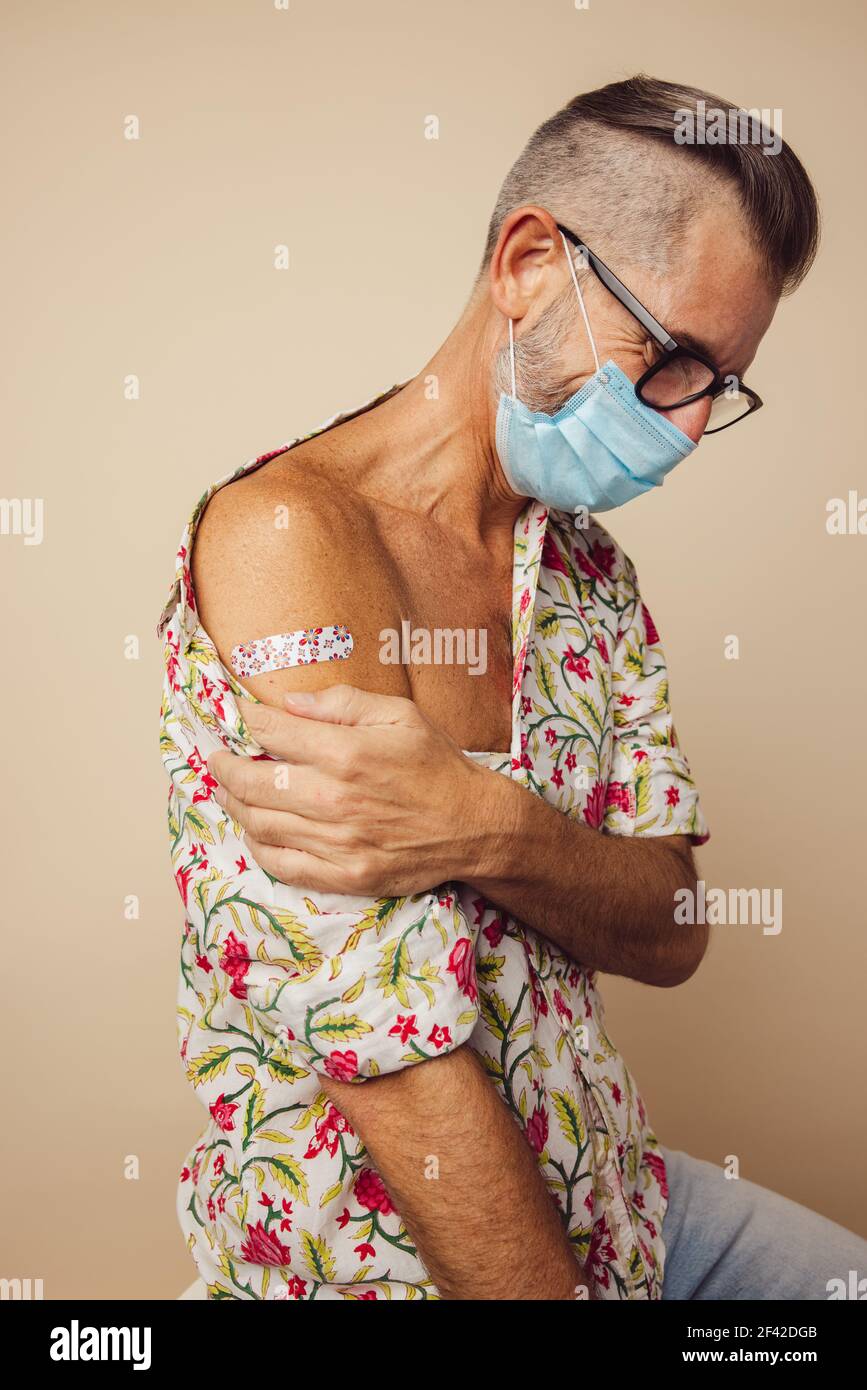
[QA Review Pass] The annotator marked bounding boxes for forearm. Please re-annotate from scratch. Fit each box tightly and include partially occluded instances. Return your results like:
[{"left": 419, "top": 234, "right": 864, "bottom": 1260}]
[
  {"left": 460, "top": 765, "right": 705, "bottom": 986},
  {"left": 322, "top": 1045, "right": 594, "bottom": 1301}
]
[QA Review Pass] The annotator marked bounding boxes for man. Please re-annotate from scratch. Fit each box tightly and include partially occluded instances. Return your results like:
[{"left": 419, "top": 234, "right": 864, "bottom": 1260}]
[{"left": 160, "top": 75, "right": 866, "bottom": 1299}]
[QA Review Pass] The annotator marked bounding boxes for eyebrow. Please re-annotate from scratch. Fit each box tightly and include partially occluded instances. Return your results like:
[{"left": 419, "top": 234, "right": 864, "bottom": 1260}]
[
  {"left": 669, "top": 328, "right": 747, "bottom": 382},
  {"left": 670, "top": 328, "right": 719, "bottom": 363}
]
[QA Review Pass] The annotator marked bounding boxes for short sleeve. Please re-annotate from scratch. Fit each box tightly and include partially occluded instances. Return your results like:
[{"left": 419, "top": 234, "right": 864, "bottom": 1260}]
[
  {"left": 604, "top": 553, "right": 710, "bottom": 846},
  {"left": 161, "top": 612, "right": 481, "bottom": 1083}
]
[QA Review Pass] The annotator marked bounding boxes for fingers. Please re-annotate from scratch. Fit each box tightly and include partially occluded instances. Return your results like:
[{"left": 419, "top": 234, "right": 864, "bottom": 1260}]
[
  {"left": 241, "top": 835, "right": 350, "bottom": 894},
  {"left": 208, "top": 751, "right": 353, "bottom": 827},
  {"left": 238, "top": 698, "right": 355, "bottom": 768},
  {"left": 282, "top": 683, "right": 410, "bottom": 729},
  {"left": 208, "top": 748, "right": 301, "bottom": 813}
]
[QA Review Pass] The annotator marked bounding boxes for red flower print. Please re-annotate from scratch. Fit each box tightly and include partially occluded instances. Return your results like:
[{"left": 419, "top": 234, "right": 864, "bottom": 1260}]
[
  {"left": 665, "top": 786, "right": 680, "bottom": 807},
  {"left": 594, "top": 631, "right": 609, "bottom": 663},
  {"left": 357, "top": 1290, "right": 378, "bottom": 1300},
  {"left": 235, "top": 855, "right": 249, "bottom": 873},
  {"left": 240, "top": 1221, "right": 292, "bottom": 1267},
  {"left": 551, "top": 768, "right": 564, "bottom": 788},
  {"left": 644, "top": 1149, "right": 669, "bottom": 1200},
  {"left": 323, "top": 1049, "right": 359, "bottom": 1082},
  {"left": 219, "top": 930, "right": 250, "bottom": 1001},
  {"left": 195, "top": 953, "right": 212, "bottom": 973},
  {"left": 610, "top": 1083, "right": 623, "bottom": 1106},
  {"left": 284, "top": 1275, "right": 307, "bottom": 1299},
  {"left": 174, "top": 863, "right": 193, "bottom": 907},
  {"left": 182, "top": 565, "right": 196, "bottom": 614},
  {"left": 565, "top": 647, "right": 592, "bottom": 682},
  {"left": 427, "top": 1024, "right": 453, "bottom": 1050},
  {"left": 544, "top": 727, "right": 558, "bottom": 746},
  {"left": 575, "top": 549, "right": 604, "bottom": 583},
  {"left": 304, "top": 1103, "right": 353, "bottom": 1159},
  {"left": 641, "top": 603, "right": 660, "bottom": 645},
  {"left": 618, "top": 693, "right": 637, "bottom": 707},
  {"left": 520, "top": 587, "right": 531, "bottom": 614},
  {"left": 447, "top": 938, "right": 478, "bottom": 1004},
  {"left": 209, "top": 1093, "right": 239, "bottom": 1133},
  {"left": 387, "top": 1014, "right": 419, "bottom": 1046},
  {"left": 483, "top": 916, "right": 506, "bottom": 948},
  {"left": 192, "top": 770, "right": 219, "bottom": 805},
  {"left": 354, "top": 1242, "right": 376, "bottom": 1262},
  {"left": 565, "top": 751, "right": 577, "bottom": 772},
  {"left": 590, "top": 540, "right": 615, "bottom": 576},
  {"left": 582, "top": 780, "right": 607, "bottom": 829},
  {"left": 354, "top": 1168, "right": 395, "bottom": 1216},
  {"left": 542, "top": 533, "right": 571, "bottom": 578},
  {"left": 200, "top": 673, "right": 226, "bottom": 722},
  {"left": 337, "top": 1207, "right": 351, "bottom": 1229},
  {"left": 512, "top": 638, "right": 528, "bottom": 695},
  {"left": 525, "top": 1104, "right": 549, "bottom": 1154},
  {"left": 586, "top": 1215, "right": 616, "bottom": 1278},
  {"left": 605, "top": 781, "right": 636, "bottom": 819},
  {"left": 553, "top": 989, "right": 573, "bottom": 1024},
  {"left": 528, "top": 968, "right": 549, "bottom": 1024}
]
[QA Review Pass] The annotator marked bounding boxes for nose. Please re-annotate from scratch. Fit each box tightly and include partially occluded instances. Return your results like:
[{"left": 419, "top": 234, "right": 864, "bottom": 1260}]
[{"left": 655, "top": 396, "right": 713, "bottom": 444}]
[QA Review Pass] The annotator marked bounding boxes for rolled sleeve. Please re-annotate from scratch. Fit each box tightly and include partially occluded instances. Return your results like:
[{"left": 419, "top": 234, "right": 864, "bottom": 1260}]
[
  {"left": 604, "top": 555, "right": 710, "bottom": 846},
  {"left": 163, "top": 624, "right": 480, "bottom": 1085}
]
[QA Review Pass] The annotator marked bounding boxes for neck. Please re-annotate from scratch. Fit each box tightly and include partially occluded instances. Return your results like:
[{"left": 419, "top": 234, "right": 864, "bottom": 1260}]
[{"left": 334, "top": 297, "right": 526, "bottom": 549}]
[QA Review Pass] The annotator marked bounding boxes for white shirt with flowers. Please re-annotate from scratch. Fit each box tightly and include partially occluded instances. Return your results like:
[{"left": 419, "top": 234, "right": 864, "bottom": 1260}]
[{"left": 158, "top": 384, "right": 709, "bottom": 1301}]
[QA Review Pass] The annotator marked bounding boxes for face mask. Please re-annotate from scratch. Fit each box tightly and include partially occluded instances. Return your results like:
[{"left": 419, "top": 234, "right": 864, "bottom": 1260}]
[{"left": 495, "top": 231, "right": 697, "bottom": 512}]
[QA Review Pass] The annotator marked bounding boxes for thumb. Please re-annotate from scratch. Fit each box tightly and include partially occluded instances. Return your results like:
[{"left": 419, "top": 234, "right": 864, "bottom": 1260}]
[{"left": 283, "top": 683, "right": 411, "bottom": 729}]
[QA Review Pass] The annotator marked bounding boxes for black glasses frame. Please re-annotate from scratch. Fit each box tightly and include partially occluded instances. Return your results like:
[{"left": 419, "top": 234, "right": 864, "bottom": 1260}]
[{"left": 555, "top": 223, "right": 763, "bottom": 434}]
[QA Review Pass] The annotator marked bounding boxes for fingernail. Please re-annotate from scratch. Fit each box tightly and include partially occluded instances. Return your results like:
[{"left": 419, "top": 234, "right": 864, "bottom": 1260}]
[{"left": 285, "top": 691, "right": 315, "bottom": 707}]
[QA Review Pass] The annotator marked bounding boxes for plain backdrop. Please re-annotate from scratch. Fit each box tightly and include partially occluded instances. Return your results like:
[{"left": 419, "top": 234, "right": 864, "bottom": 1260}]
[{"left": 2, "top": 0, "right": 864, "bottom": 1298}]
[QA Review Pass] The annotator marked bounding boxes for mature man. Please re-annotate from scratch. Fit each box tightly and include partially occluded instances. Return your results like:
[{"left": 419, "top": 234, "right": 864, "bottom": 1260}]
[{"left": 160, "top": 75, "right": 866, "bottom": 1299}]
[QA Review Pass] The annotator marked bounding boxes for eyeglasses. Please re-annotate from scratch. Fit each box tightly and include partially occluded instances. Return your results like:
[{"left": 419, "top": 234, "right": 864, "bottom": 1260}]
[{"left": 556, "top": 223, "right": 763, "bottom": 434}]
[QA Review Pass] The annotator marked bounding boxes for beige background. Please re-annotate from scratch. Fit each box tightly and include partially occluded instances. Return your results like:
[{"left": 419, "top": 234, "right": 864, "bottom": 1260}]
[{"left": 2, "top": 0, "right": 864, "bottom": 1299}]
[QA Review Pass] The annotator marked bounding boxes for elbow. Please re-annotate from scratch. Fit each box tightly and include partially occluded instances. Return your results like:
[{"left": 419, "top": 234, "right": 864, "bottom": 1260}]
[{"left": 652, "top": 917, "right": 709, "bottom": 988}]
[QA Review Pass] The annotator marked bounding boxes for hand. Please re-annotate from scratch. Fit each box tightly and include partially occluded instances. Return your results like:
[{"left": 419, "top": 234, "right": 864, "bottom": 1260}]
[{"left": 207, "top": 684, "right": 504, "bottom": 896}]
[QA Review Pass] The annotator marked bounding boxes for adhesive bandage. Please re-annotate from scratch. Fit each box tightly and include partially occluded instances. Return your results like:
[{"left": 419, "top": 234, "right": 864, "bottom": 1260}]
[{"left": 230, "top": 625, "right": 353, "bottom": 677}]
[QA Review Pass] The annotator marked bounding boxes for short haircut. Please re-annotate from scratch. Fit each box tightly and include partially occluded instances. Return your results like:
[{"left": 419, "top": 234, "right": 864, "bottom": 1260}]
[{"left": 479, "top": 74, "right": 820, "bottom": 296}]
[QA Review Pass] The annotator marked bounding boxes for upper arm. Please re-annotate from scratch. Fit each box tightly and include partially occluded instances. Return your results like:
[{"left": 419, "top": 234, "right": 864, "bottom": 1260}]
[
  {"left": 166, "top": 464, "right": 481, "bottom": 1080},
  {"left": 190, "top": 467, "right": 407, "bottom": 707}
]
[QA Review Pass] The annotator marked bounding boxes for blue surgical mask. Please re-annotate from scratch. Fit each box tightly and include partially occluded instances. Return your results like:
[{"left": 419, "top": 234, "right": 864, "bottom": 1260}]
[{"left": 495, "top": 231, "right": 697, "bottom": 512}]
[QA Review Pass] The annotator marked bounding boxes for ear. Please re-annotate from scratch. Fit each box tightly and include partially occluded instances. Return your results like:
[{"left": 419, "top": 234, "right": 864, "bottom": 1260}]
[{"left": 488, "top": 206, "right": 566, "bottom": 323}]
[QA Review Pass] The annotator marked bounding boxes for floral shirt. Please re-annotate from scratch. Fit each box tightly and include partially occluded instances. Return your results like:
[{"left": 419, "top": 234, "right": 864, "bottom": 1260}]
[{"left": 158, "top": 384, "right": 709, "bottom": 1302}]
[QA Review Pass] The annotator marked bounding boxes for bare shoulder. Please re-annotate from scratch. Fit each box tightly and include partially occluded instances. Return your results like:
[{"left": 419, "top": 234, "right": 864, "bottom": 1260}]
[{"left": 191, "top": 444, "right": 405, "bottom": 704}]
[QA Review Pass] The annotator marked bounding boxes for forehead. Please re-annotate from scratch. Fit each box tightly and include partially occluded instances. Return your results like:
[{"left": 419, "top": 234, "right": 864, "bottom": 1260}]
[{"left": 642, "top": 202, "right": 778, "bottom": 377}]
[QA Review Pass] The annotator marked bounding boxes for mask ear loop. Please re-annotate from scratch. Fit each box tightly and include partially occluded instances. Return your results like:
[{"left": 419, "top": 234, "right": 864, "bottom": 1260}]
[
  {"left": 508, "top": 317, "right": 517, "bottom": 400},
  {"left": 560, "top": 230, "right": 600, "bottom": 373}
]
